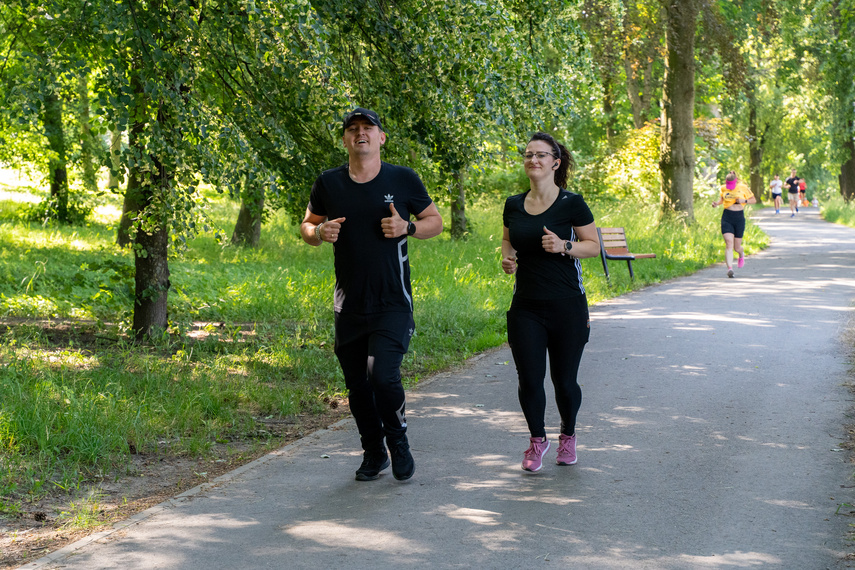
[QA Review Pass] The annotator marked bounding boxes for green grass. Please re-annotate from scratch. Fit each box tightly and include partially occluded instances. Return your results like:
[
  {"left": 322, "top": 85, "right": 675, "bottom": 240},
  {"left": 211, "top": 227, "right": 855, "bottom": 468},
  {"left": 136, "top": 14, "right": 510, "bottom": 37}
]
[
  {"left": 0, "top": 175, "right": 766, "bottom": 513},
  {"left": 820, "top": 193, "right": 855, "bottom": 228}
]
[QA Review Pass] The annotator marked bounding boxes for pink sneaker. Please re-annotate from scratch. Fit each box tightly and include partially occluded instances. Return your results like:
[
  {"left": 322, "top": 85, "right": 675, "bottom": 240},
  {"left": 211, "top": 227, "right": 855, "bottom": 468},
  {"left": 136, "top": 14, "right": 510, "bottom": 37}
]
[
  {"left": 556, "top": 434, "right": 577, "bottom": 465},
  {"left": 737, "top": 254, "right": 745, "bottom": 269},
  {"left": 522, "top": 437, "right": 550, "bottom": 472}
]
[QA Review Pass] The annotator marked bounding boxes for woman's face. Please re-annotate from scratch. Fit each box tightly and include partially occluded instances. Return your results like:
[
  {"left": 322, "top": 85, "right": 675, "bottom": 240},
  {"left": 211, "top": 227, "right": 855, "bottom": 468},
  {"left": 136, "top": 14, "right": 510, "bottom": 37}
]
[{"left": 524, "top": 140, "right": 557, "bottom": 181}]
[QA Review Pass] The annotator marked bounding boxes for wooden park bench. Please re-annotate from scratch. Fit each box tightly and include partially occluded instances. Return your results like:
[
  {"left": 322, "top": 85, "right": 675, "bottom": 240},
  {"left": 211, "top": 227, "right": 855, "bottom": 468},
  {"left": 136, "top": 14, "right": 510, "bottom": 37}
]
[{"left": 597, "top": 227, "right": 656, "bottom": 281}]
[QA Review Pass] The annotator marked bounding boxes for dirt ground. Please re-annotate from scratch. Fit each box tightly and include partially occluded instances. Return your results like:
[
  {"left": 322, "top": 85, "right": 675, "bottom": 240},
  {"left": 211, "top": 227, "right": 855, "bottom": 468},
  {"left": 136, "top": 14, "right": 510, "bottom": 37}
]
[{"left": 0, "top": 319, "right": 350, "bottom": 569}]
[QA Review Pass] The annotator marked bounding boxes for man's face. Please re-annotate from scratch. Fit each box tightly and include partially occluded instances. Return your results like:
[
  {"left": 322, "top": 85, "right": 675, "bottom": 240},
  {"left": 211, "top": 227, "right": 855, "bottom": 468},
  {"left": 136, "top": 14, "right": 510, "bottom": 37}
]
[{"left": 342, "top": 118, "right": 386, "bottom": 158}]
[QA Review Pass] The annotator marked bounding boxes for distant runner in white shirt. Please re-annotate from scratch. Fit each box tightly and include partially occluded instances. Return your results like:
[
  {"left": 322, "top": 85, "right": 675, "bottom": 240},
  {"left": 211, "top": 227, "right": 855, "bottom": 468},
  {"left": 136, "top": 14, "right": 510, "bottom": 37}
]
[{"left": 769, "top": 174, "right": 783, "bottom": 214}]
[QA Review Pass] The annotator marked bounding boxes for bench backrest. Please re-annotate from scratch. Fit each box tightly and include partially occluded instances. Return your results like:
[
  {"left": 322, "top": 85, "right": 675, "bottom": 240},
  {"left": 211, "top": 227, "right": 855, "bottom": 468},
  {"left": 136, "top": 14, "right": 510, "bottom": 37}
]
[{"left": 598, "top": 227, "right": 630, "bottom": 255}]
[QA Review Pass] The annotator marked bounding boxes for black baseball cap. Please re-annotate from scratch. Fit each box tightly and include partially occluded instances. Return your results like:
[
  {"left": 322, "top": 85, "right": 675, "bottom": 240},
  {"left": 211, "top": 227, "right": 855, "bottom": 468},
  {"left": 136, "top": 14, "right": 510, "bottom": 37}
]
[{"left": 342, "top": 107, "right": 383, "bottom": 132}]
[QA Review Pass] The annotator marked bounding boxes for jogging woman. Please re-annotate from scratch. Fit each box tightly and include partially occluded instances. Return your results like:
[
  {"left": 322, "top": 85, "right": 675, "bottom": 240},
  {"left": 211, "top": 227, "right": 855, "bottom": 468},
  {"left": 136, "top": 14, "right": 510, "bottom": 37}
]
[
  {"left": 712, "top": 171, "right": 756, "bottom": 278},
  {"left": 769, "top": 174, "right": 783, "bottom": 214},
  {"left": 501, "top": 132, "right": 600, "bottom": 472}
]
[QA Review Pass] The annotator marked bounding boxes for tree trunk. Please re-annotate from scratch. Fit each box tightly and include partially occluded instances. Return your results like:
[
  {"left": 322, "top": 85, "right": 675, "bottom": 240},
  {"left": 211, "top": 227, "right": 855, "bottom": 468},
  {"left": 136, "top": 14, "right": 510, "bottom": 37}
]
[
  {"left": 132, "top": 106, "right": 171, "bottom": 340},
  {"left": 77, "top": 74, "right": 98, "bottom": 193},
  {"left": 623, "top": 3, "right": 660, "bottom": 129},
  {"left": 231, "top": 183, "right": 264, "bottom": 247},
  {"left": 118, "top": 169, "right": 144, "bottom": 248},
  {"left": 603, "top": 77, "right": 617, "bottom": 142},
  {"left": 118, "top": 75, "right": 145, "bottom": 248},
  {"left": 624, "top": 48, "right": 656, "bottom": 130},
  {"left": 132, "top": 210, "right": 170, "bottom": 340},
  {"left": 449, "top": 170, "right": 467, "bottom": 240},
  {"left": 108, "top": 126, "right": 122, "bottom": 190},
  {"left": 747, "top": 81, "right": 764, "bottom": 204},
  {"left": 659, "top": 0, "right": 698, "bottom": 224},
  {"left": 841, "top": 128, "right": 855, "bottom": 202},
  {"left": 624, "top": 57, "right": 646, "bottom": 130},
  {"left": 42, "top": 84, "right": 69, "bottom": 222}
]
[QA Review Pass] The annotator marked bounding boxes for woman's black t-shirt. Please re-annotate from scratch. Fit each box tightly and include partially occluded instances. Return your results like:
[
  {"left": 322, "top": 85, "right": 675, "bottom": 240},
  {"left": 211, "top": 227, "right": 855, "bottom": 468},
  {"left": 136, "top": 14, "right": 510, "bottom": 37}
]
[
  {"left": 503, "top": 189, "right": 594, "bottom": 300},
  {"left": 308, "top": 162, "right": 434, "bottom": 314}
]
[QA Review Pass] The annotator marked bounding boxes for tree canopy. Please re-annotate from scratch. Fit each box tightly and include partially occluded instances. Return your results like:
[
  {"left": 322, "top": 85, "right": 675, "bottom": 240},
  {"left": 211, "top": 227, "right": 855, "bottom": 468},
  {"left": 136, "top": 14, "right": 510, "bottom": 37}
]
[{"left": 1, "top": 0, "right": 853, "bottom": 336}]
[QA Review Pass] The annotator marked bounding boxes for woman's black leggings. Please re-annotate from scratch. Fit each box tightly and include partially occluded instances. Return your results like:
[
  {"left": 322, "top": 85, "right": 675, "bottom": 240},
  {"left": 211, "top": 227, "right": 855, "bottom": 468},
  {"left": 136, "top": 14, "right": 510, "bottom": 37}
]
[{"left": 507, "top": 295, "right": 590, "bottom": 439}]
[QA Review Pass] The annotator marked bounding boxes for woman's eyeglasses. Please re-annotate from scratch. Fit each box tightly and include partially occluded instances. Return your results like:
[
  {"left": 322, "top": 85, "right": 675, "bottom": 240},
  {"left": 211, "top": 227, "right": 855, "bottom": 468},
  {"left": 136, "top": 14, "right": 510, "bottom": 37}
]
[{"left": 522, "top": 151, "right": 557, "bottom": 161}]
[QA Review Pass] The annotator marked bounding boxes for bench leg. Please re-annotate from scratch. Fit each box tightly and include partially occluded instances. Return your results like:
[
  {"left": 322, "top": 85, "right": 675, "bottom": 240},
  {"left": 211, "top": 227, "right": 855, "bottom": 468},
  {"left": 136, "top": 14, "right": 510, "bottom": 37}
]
[
  {"left": 600, "top": 254, "right": 610, "bottom": 281},
  {"left": 627, "top": 260, "right": 634, "bottom": 280}
]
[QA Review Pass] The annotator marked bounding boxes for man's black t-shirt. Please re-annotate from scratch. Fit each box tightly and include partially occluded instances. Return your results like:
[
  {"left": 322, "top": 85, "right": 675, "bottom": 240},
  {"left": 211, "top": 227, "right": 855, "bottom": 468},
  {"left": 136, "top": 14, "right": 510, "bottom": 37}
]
[
  {"left": 308, "top": 162, "right": 434, "bottom": 314},
  {"left": 503, "top": 189, "right": 595, "bottom": 300},
  {"left": 786, "top": 176, "right": 801, "bottom": 193}
]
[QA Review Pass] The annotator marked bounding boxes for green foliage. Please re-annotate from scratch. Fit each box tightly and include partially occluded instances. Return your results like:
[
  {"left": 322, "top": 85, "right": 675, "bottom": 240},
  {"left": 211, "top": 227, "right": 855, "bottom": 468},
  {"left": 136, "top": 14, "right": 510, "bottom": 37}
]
[
  {"left": 0, "top": 1, "right": 108, "bottom": 218},
  {"left": 18, "top": 196, "right": 92, "bottom": 225},
  {"left": 581, "top": 121, "right": 661, "bottom": 202},
  {"left": 811, "top": 0, "right": 855, "bottom": 167},
  {"left": 314, "top": 0, "right": 581, "bottom": 203},
  {"left": 575, "top": 117, "right": 733, "bottom": 206}
]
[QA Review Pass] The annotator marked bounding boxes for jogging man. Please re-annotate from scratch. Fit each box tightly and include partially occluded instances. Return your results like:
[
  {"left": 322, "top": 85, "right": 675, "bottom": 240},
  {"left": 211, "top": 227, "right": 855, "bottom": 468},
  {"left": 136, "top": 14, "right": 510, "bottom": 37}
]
[
  {"left": 300, "top": 108, "right": 443, "bottom": 482},
  {"left": 785, "top": 169, "right": 801, "bottom": 217}
]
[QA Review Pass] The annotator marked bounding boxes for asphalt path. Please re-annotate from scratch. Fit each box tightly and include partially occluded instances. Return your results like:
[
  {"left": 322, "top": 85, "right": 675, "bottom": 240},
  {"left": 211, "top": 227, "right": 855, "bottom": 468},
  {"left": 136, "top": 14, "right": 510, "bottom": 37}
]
[{"left": 25, "top": 206, "right": 855, "bottom": 569}]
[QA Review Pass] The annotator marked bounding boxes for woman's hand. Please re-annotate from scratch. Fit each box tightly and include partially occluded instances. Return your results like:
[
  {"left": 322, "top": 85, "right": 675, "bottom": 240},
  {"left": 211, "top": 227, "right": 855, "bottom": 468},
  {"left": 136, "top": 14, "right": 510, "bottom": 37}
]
[
  {"left": 501, "top": 255, "right": 517, "bottom": 275},
  {"left": 542, "top": 227, "right": 566, "bottom": 254}
]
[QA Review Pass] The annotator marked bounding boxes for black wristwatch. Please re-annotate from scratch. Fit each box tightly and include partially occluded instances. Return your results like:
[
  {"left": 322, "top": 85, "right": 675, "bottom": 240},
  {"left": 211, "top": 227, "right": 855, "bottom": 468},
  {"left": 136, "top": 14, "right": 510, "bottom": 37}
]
[
  {"left": 407, "top": 221, "right": 416, "bottom": 236},
  {"left": 564, "top": 240, "right": 573, "bottom": 252}
]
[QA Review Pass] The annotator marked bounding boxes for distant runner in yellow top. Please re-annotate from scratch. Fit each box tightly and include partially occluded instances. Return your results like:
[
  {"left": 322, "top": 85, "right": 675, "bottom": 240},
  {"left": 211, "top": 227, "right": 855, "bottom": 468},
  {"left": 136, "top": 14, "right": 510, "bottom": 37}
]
[{"left": 711, "top": 171, "right": 756, "bottom": 278}]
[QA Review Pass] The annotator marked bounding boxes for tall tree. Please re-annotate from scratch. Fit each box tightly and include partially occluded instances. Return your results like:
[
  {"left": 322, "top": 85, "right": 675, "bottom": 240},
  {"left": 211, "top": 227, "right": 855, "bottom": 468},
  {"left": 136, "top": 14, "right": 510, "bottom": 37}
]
[
  {"left": 579, "top": 0, "right": 625, "bottom": 141},
  {"left": 814, "top": 0, "right": 855, "bottom": 200},
  {"left": 623, "top": 1, "right": 663, "bottom": 129},
  {"left": 0, "top": 2, "right": 100, "bottom": 223},
  {"left": 701, "top": 1, "right": 764, "bottom": 201},
  {"left": 658, "top": 0, "right": 699, "bottom": 223},
  {"left": 76, "top": 72, "right": 99, "bottom": 193},
  {"left": 95, "top": 0, "right": 346, "bottom": 336},
  {"left": 40, "top": 66, "right": 69, "bottom": 221}
]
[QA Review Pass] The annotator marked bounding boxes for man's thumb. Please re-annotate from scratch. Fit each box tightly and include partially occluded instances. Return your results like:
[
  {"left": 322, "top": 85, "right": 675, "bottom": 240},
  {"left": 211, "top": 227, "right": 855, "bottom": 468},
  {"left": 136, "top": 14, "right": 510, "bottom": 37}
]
[{"left": 389, "top": 203, "right": 398, "bottom": 215}]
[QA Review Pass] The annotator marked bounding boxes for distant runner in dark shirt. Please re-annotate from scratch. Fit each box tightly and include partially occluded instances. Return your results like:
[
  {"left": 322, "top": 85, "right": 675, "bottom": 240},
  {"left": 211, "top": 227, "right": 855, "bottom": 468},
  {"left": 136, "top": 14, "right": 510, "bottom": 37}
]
[{"left": 785, "top": 169, "right": 801, "bottom": 217}]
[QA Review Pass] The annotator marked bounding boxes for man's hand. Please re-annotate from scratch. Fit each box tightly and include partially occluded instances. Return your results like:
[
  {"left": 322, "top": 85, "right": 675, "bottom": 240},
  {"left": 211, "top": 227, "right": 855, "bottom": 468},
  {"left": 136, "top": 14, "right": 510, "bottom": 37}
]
[
  {"left": 381, "top": 204, "right": 407, "bottom": 238},
  {"left": 319, "top": 217, "right": 346, "bottom": 243}
]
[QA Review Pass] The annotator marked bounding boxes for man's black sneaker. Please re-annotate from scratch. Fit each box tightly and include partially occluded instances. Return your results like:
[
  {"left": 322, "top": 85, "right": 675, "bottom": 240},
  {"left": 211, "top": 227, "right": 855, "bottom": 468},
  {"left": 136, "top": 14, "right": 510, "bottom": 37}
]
[
  {"left": 387, "top": 435, "right": 415, "bottom": 481},
  {"left": 355, "top": 450, "right": 390, "bottom": 481}
]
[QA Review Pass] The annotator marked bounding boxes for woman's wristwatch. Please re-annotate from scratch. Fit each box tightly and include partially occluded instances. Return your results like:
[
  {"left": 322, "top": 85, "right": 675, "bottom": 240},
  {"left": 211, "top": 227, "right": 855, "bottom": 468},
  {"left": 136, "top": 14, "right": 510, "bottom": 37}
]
[{"left": 564, "top": 240, "right": 573, "bottom": 252}]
